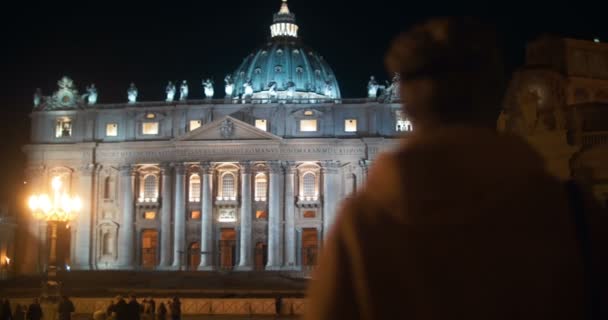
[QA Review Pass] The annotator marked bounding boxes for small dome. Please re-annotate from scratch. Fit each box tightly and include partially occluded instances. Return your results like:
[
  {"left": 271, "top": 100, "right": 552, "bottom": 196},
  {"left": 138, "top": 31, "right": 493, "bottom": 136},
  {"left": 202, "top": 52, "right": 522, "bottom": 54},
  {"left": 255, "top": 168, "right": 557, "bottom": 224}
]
[{"left": 230, "top": 0, "right": 341, "bottom": 100}]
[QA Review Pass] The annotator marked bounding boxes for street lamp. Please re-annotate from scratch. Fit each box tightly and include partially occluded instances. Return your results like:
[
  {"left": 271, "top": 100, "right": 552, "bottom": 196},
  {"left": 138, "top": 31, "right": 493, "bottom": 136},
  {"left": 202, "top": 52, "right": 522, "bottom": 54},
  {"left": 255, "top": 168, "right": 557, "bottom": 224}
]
[{"left": 28, "top": 176, "right": 80, "bottom": 300}]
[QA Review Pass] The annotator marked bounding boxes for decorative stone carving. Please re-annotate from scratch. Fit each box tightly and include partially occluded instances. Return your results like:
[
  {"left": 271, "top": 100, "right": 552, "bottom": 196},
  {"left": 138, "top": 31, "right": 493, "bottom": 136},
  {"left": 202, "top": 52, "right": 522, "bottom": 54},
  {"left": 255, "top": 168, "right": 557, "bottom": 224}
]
[
  {"left": 203, "top": 79, "right": 214, "bottom": 99},
  {"left": 85, "top": 84, "right": 98, "bottom": 105},
  {"left": 166, "top": 81, "right": 176, "bottom": 102},
  {"left": 180, "top": 80, "right": 189, "bottom": 101},
  {"left": 320, "top": 160, "right": 340, "bottom": 174},
  {"left": 240, "top": 161, "right": 253, "bottom": 174},
  {"left": 127, "top": 83, "right": 138, "bottom": 104},
  {"left": 219, "top": 118, "right": 235, "bottom": 139},
  {"left": 42, "top": 76, "right": 82, "bottom": 110}
]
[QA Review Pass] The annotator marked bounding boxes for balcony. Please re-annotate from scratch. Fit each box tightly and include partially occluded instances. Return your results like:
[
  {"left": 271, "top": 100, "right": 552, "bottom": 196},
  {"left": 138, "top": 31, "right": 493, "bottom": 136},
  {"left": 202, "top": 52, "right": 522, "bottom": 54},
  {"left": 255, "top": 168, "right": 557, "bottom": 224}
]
[
  {"left": 296, "top": 195, "right": 320, "bottom": 208},
  {"left": 215, "top": 195, "right": 238, "bottom": 207},
  {"left": 137, "top": 197, "right": 159, "bottom": 208}
]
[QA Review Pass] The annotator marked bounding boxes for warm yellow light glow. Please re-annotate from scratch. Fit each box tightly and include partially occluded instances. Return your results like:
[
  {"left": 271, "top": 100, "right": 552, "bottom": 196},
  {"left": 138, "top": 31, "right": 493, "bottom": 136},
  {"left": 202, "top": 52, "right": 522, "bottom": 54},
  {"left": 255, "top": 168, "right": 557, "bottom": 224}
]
[
  {"left": 28, "top": 176, "right": 80, "bottom": 222},
  {"left": 51, "top": 177, "right": 62, "bottom": 191},
  {"left": 300, "top": 119, "right": 317, "bottom": 132},
  {"left": 5, "top": 257, "right": 9, "bottom": 265}
]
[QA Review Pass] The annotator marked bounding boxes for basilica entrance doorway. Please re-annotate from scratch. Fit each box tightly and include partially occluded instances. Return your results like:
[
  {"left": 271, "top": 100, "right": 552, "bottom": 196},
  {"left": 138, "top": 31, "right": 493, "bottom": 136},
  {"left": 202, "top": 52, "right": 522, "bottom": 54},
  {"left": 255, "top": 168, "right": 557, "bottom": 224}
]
[
  {"left": 141, "top": 230, "right": 158, "bottom": 268},
  {"left": 254, "top": 242, "right": 268, "bottom": 270},
  {"left": 302, "top": 228, "right": 318, "bottom": 267},
  {"left": 219, "top": 228, "right": 236, "bottom": 269}
]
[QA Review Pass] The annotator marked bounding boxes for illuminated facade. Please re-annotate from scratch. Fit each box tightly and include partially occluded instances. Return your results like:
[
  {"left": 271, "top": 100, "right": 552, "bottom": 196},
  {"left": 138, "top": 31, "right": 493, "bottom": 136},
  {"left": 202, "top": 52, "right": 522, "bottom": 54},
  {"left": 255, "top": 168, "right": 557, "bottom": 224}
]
[{"left": 17, "top": 0, "right": 405, "bottom": 273}]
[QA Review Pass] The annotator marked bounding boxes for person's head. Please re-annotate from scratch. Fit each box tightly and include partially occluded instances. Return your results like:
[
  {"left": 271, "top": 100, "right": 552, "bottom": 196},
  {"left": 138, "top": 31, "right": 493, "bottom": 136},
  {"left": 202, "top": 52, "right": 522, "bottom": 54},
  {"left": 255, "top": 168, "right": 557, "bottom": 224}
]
[
  {"left": 62, "top": 295, "right": 69, "bottom": 301},
  {"left": 129, "top": 295, "right": 136, "bottom": 301},
  {"left": 33, "top": 298, "right": 39, "bottom": 304},
  {"left": 386, "top": 17, "right": 506, "bottom": 130}
]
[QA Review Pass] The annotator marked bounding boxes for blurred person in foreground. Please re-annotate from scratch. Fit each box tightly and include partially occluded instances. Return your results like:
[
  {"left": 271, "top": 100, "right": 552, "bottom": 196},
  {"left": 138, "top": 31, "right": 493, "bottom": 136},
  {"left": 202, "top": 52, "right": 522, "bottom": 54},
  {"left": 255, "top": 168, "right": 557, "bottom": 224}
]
[{"left": 305, "top": 17, "right": 608, "bottom": 320}]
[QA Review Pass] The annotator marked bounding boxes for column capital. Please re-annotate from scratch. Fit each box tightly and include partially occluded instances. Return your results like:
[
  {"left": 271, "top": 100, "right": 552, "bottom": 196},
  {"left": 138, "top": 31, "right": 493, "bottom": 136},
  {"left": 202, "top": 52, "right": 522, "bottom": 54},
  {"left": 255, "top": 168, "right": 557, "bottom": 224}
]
[
  {"left": 199, "top": 161, "right": 214, "bottom": 174},
  {"left": 359, "top": 159, "right": 371, "bottom": 172},
  {"left": 79, "top": 163, "right": 98, "bottom": 175},
  {"left": 321, "top": 160, "right": 341, "bottom": 174},
  {"left": 159, "top": 163, "right": 172, "bottom": 176},
  {"left": 119, "top": 164, "right": 137, "bottom": 176},
  {"left": 268, "top": 160, "right": 283, "bottom": 174},
  {"left": 171, "top": 162, "right": 186, "bottom": 175},
  {"left": 282, "top": 161, "right": 297, "bottom": 174},
  {"left": 239, "top": 161, "right": 254, "bottom": 174}
]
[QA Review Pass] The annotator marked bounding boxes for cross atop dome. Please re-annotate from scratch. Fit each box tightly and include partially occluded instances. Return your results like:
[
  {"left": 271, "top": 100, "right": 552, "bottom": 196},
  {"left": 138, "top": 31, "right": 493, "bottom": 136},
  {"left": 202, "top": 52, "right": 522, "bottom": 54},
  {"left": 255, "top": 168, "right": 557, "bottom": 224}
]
[
  {"left": 271, "top": 0, "right": 298, "bottom": 38},
  {"left": 279, "top": 0, "right": 290, "bottom": 14}
]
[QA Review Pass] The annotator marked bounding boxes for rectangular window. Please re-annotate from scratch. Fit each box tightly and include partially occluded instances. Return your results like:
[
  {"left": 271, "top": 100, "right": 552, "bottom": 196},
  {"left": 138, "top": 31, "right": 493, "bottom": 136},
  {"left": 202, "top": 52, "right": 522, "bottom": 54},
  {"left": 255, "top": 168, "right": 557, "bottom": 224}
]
[
  {"left": 255, "top": 119, "right": 268, "bottom": 131},
  {"left": 142, "top": 122, "right": 159, "bottom": 135},
  {"left": 189, "top": 120, "right": 202, "bottom": 131},
  {"left": 299, "top": 119, "right": 317, "bottom": 132},
  {"left": 106, "top": 123, "right": 118, "bottom": 137},
  {"left": 303, "top": 210, "right": 316, "bottom": 218},
  {"left": 256, "top": 210, "right": 268, "bottom": 219},
  {"left": 191, "top": 210, "right": 201, "bottom": 220},
  {"left": 344, "top": 119, "right": 357, "bottom": 132},
  {"left": 55, "top": 118, "right": 72, "bottom": 138},
  {"left": 144, "top": 211, "right": 156, "bottom": 220}
]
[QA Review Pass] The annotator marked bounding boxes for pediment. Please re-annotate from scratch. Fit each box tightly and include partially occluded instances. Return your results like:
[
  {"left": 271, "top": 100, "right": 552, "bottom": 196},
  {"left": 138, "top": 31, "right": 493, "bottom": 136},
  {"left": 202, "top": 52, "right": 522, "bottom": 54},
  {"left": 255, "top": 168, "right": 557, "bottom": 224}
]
[{"left": 176, "top": 116, "right": 282, "bottom": 141}]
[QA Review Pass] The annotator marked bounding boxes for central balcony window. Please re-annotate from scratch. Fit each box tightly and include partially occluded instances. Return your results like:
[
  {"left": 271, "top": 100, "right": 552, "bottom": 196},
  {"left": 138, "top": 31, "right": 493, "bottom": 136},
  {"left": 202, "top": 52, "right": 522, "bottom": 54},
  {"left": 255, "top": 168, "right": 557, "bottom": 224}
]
[
  {"left": 216, "top": 172, "right": 238, "bottom": 204},
  {"left": 138, "top": 174, "right": 159, "bottom": 203}
]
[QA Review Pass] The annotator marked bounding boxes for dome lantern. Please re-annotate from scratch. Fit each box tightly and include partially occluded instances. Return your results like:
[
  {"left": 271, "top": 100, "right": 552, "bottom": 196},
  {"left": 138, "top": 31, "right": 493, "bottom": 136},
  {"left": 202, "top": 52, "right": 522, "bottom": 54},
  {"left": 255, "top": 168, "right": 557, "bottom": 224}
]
[{"left": 270, "top": 0, "right": 298, "bottom": 38}]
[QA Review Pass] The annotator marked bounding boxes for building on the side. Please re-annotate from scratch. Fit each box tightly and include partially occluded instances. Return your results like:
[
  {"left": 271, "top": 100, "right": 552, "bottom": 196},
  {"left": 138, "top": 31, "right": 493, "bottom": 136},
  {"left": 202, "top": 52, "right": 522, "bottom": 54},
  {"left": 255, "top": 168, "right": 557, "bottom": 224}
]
[
  {"left": 16, "top": 0, "right": 407, "bottom": 274},
  {"left": 499, "top": 36, "right": 608, "bottom": 204}
]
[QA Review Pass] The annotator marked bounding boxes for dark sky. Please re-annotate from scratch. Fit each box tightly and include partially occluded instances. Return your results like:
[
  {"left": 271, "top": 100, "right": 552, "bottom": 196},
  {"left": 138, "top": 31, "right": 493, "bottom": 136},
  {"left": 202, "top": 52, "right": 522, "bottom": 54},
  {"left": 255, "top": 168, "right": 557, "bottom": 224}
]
[{"left": 0, "top": 0, "right": 603, "bottom": 207}]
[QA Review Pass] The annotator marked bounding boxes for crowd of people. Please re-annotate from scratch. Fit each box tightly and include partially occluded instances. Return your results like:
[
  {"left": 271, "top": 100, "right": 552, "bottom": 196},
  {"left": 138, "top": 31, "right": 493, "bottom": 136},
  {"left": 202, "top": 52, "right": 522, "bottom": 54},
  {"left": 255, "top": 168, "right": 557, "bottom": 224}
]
[
  {"left": 96, "top": 296, "right": 181, "bottom": 320},
  {"left": 0, "top": 296, "right": 74, "bottom": 320}
]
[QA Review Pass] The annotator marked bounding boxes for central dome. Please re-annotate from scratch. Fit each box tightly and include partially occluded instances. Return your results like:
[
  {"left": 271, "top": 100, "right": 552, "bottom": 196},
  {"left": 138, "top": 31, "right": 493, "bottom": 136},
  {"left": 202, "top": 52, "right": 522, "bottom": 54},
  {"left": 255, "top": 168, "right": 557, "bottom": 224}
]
[{"left": 230, "top": 0, "right": 341, "bottom": 100}]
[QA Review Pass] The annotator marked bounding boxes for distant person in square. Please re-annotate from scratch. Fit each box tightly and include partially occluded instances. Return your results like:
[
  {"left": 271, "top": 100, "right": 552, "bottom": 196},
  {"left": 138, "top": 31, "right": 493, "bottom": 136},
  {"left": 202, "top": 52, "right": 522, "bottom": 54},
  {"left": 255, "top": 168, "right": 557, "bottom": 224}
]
[{"left": 305, "top": 17, "right": 608, "bottom": 320}]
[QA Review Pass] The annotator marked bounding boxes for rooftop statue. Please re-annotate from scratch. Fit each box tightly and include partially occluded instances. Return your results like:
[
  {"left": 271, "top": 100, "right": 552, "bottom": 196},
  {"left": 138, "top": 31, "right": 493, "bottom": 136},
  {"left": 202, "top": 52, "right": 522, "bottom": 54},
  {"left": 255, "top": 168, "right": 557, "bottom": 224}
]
[
  {"left": 33, "top": 88, "right": 42, "bottom": 108},
  {"left": 85, "top": 84, "right": 98, "bottom": 105},
  {"left": 127, "top": 83, "right": 138, "bottom": 104},
  {"left": 224, "top": 75, "right": 234, "bottom": 98},
  {"left": 268, "top": 81, "right": 278, "bottom": 99},
  {"left": 323, "top": 81, "right": 333, "bottom": 98},
  {"left": 367, "top": 76, "right": 385, "bottom": 98},
  {"left": 203, "top": 79, "right": 214, "bottom": 99},
  {"left": 390, "top": 73, "right": 401, "bottom": 100},
  {"left": 285, "top": 81, "right": 296, "bottom": 98},
  {"left": 243, "top": 78, "right": 254, "bottom": 98},
  {"left": 179, "top": 80, "right": 189, "bottom": 101},
  {"left": 45, "top": 76, "right": 81, "bottom": 109},
  {"left": 166, "top": 81, "right": 176, "bottom": 102}
]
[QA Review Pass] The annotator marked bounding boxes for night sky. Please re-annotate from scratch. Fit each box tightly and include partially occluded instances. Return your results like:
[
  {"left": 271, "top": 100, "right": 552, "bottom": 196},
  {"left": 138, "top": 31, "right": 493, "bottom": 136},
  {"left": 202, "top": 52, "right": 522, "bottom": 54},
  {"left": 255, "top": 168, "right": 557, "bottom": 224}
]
[{"left": 0, "top": 1, "right": 603, "bottom": 208}]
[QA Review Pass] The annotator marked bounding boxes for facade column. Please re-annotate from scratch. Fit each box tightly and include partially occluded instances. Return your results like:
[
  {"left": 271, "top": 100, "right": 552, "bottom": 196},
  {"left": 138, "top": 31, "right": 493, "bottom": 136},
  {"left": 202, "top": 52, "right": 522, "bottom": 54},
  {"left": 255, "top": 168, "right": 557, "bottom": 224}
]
[
  {"left": 158, "top": 164, "right": 172, "bottom": 268},
  {"left": 358, "top": 160, "right": 370, "bottom": 192},
  {"left": 237, "top": 162, "right": 253, "bottom": 270},
  {"left": 73, "top": 163, "right": 96, "bottom": 270},
  {"left": 267, "top": 161, "right": 283, "bottom": 270},
  {"left": 283, "top": 161, "right": 297, "bottom": 269},
  {"left": 199, "top": 162, "right": 214, "bottom": 270},
  {"left": 171, "top": 163, "right": 186, "bottom": 269},
  {"left": 322, "top": 161, "right": 340, "bottom": 239},
  {"left": 18, "top": 166, "right": 45, "bottom": 275},
  {"left": 117, "top": 165, "right": 135, "bottom": 269}
]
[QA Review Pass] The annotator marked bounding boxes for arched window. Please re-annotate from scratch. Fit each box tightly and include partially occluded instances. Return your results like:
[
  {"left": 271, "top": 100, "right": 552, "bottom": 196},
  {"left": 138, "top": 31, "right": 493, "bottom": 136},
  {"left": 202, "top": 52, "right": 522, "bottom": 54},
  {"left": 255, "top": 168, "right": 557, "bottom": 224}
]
[
  {"left": 143, "top": 175, "right": 158, "bottom": 202},
  {"left": 104, "top": 176, "right": 112, "bottom": 199},
  {"left": 255, "top": 173, "right": 267, "bottom": 202},
  {"left": 221, "top": 173, "right": 236, "bottom": 200},
  {"left": 302, "top": 172, "right": 316, "bottom": 199},
  {"left": 189, "top": 174, "right": 201, "bottom": 202}
]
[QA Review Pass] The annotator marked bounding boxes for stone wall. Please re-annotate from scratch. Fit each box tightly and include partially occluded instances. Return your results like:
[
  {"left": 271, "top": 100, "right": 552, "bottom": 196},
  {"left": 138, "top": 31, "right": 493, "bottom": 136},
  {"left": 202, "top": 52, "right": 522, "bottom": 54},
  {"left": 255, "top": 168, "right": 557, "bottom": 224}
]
[{"left": 7, "top": 297, "right": 307, "bottom": 319}]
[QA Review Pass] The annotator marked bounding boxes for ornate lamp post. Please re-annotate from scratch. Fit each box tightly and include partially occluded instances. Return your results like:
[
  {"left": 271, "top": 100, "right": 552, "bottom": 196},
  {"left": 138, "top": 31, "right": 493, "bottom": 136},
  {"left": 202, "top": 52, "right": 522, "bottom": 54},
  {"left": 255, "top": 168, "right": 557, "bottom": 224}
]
[{"left": 28, "top": 176, "right": 80, "bottom": 300}]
